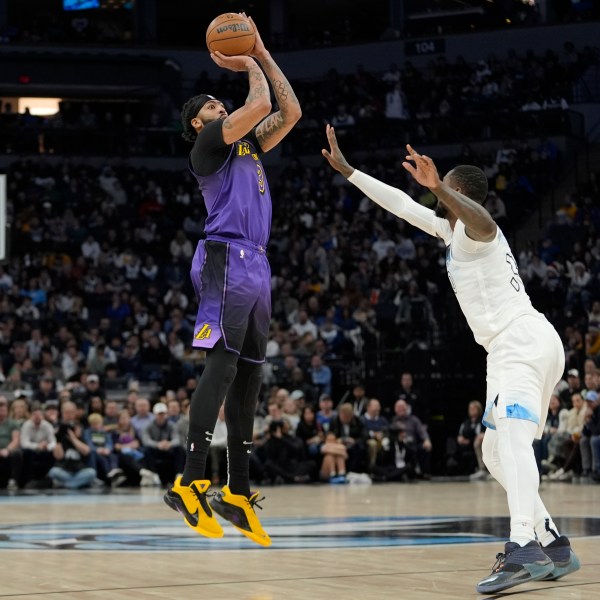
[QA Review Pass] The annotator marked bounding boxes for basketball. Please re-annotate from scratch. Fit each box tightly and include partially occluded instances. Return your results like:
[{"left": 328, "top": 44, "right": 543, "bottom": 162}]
[{"left": 206, "top": 13, "right": 256, "bottom": 56}]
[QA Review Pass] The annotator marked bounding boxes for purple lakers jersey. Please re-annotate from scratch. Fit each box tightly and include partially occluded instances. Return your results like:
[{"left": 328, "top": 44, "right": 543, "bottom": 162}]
[{"left": 190, "top": 138, "right": 272, "bottom": 247}]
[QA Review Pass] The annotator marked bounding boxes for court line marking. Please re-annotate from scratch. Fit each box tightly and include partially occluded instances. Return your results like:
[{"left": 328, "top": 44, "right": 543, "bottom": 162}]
[{"left": 1, "top": 567, "right": 599, "bottom": 597}]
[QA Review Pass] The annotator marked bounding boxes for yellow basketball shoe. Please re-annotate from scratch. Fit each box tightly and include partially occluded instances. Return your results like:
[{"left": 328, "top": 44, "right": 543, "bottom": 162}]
[
  {"left": 209, "top": 485, "right": 271, "bottom": 547},
  {"left": 164, "top": 477, "right": 223, "bottom": 538}
]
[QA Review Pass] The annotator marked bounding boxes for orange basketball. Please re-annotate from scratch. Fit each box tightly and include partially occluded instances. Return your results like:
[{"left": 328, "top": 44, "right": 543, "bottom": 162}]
[{"left": 206, "top": 13, "right": 256, "bottom": 56}]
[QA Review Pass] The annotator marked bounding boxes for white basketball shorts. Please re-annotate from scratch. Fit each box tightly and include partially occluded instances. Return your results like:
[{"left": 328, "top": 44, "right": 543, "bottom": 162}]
[{"left": 483, "top": 314, "right": 565, "bottom": 439}]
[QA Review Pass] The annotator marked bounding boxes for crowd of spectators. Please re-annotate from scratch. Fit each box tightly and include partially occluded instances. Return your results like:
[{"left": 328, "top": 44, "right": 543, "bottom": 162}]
[
  {"left": 288, "top": 41, "right": 595, "bottom": 148},
  {"left": 0, "top": 39, "right": 599, "bottom": 488},
  {"left": 0, "top": 371, "right": 439, "bottom": 489},
  {"left": 1, "top": 42, "right": 597, "bottom": 157},
  {"left": 534, "top": 367, "right": 600, "bottom": 483}
]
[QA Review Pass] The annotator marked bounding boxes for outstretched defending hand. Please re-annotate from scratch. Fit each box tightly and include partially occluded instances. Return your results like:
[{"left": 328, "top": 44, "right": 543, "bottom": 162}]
[
  {"left": 321, "top": 124, "right": 355, "bottom": 179},
  {"left": 402, "top": 144, "right": 442, "bottom": 190}
]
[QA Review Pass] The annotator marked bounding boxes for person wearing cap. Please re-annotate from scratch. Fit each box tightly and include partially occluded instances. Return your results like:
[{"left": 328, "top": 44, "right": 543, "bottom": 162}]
[
  {"left": 560, "top": 369, "right": 582, "bottom": 409},
  {"left": 141, "top": 402, "right": 184, "bottom": 486},
  {"left": 165, "top": 16, "right": 301, "bottom": 547},
  {"left": 82, "top": 374, "right": 106, "bottom": 408},
  {"left": 316, "top": 393, "right": 337, "bottom": 434}
]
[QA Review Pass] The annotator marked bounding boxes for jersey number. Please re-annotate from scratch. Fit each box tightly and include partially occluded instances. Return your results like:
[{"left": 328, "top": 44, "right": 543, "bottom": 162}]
[{"left": 505, "top": 253, "right": 522, "bottom": 292}]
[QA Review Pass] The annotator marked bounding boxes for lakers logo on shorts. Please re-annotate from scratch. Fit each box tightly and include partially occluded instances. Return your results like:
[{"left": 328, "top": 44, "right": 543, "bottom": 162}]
[{"left": 195, "top": 324, "right": 212, "bottom": 340}]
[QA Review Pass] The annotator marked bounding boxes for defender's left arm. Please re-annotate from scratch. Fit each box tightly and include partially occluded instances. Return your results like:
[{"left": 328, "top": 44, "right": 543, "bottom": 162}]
[
  {"left": 248, "top": 17, "right": 302, "bottom": 152},
  {"left": 403, "top": 144, "right": 496, "bottom": 242}
]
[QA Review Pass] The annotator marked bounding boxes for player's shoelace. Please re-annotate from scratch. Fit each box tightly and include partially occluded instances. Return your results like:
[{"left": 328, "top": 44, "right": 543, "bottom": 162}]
[
  {"left": 190, "top": 484, "right": 215, "bottom": 513},
  {"left": 248, "top": 495, "right": 265, "bottom": 511},
  {"left": 491, "top": 552, "right": 507, "bottom": 573}
]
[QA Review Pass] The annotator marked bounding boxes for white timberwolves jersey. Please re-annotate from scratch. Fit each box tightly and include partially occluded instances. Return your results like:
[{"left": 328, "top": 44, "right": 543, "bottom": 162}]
[{"left": 443, "top": 220, "right": 542, "bottom": 351}]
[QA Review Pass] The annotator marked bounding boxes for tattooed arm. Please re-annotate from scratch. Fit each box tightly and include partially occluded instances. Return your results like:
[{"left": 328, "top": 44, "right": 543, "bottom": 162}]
[
  {"left": 209, "top": 51, "right": 271, "bottom": 145},
  {"left": 248, "top": 16, "right": 302, "bottom": 152}
]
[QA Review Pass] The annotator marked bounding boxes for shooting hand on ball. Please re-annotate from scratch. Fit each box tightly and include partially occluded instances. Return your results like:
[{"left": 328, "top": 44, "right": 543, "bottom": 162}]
[
  {"left": 246, "top": 15, "right": 268, "bottom": 60},
  {"left": 210, "top": 52, "right": 257, "bottom": 73}
]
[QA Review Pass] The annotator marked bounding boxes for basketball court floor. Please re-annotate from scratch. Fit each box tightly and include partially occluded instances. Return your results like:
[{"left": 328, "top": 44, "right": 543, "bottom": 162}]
[{"left": 0, "top": 480, "right": 598, "bottom": 599}]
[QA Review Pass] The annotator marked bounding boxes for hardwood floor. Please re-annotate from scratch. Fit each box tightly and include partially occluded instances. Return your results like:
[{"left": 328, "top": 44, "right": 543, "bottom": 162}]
[{"left": 0, "top": 480, "right": 598, "bottom": 599}]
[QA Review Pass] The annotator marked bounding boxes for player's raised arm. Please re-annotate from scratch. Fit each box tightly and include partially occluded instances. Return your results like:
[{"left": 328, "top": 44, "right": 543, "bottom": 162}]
[
  {"left": 248, "top": 16, "right": 302, "bottom": 152},
  {"left": 208, "top": 52, "right": 271, "bottom": 145},
  {"left": 403, "top": 144, "right": 496, "bottom": 242},
  {"left": 322, "top": 125, "right": 448, "bottom": 240}
]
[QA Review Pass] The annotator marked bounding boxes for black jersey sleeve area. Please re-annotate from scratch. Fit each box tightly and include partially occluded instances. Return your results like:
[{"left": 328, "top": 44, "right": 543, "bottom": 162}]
[{"left": 190, "top": 120, "right": 230, "bottom": 176}]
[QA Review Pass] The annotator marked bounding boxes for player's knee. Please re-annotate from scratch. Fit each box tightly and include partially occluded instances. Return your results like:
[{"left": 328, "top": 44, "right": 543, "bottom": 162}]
[
  {"left": 222, "top": 362, "right": 238, "bottom": 386},
  {"left": 239, "top": 362, "right": 262, "bottom": 416}
]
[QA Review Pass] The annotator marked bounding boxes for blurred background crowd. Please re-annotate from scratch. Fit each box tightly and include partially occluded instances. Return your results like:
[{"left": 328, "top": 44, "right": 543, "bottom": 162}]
[{"left": 0, "top": 0, "right": 599, "bottom": 490}]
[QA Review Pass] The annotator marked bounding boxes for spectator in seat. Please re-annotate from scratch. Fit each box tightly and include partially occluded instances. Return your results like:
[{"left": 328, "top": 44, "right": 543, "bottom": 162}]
[
  {"left": 547, "top": 392, "right": 587, "bottom": 481},
  {"left": 103, "top": 400, "right": 120, "bottom": 432},
  {"left": 263, "top": 420, "right": 315, "bottom": 484},
  {"left": 345, "top": 383, "right": 369, "bottom": 416},
  {"left": 361, "top": 398, "right": 389, "bottom": 472},
  {"left": 448, "top": 400, "right": 487, "bottom": 479},
  {"left": 559, "top": 369, "right": 581, "bottom": 409},
  {"left": 131, "top": 397, "right": 154, "bottom": 438},
  {"left": 580, "top": 391, "right": 600, "bottom": 480},
  {"left": 394, "top": 371, "right": 429, "bottom": 423},
  {"left": 0, "top": 395, "right": 22, "bottom": 490},
  {"left": 316, "top": 393, "right": 337, "bottom": 433},
  {"left": 331, "top": 402, "right": 368, "bottom": 473},
  {"left": 533, "top": 394, "right": 566, "bottom": 472},
  {"left": 372, "top": 423, "right": 416, "bottom": 482},
  {"left": 391, "top": 399, "right": 432, "bottom": 479},
  {"left": 141, "top": 402, "right": 184, "bottom": 485},
  {"left": 310, "top": 354, "right": 332, "bottom": 397},
  {"left": 33, "top": 375, "right": 59, "bottom": 406},
  {"left": 320, "top": 431, "right": 348, "bottom": 483},
  {"left": 9, "top": 397, "right": 30, "bottom": 427},
  {"left": 20, "top": 401, "right": 56, "bottom": 487},
  {"left": 48, "top": 401, "right": 96, "bottom": 489},
  {"left": 296, "top": 405, "right": 324, "bottom": 460},
  {"left": 84, "top": 413, "right": 120, "bottom": 485},
  {"left": 112, "top": 410, "right": 158, "bottom": 487}
]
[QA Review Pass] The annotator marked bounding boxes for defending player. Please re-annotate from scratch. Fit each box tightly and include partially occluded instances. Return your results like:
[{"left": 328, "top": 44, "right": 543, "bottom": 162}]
[
  {"left": 164, "top": 17, "right": 301, "bottom": 547},
  {"left": 322, "top": 124, "right": 580, "bottom": 593}
]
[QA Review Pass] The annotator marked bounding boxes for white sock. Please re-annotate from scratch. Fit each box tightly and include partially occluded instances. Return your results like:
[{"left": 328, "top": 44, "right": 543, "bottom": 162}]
[
  {"left": 510, "top": 515, "right": 536, "bottom": 546},
  {"left": 535, "top": 516, "right": 561, "bottom": 547}
]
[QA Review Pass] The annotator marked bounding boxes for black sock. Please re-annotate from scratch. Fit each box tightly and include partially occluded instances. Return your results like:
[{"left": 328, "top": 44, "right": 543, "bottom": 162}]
[
  {"left": 227, "top": 438, "right": 252, "bottom": 497},
  {"left": 181, "top": 429, "right": 212, "bottom": 486}
]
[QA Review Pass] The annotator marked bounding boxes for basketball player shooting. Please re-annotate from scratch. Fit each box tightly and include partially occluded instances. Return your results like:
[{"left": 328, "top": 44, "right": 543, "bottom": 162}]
[
  {"left": 322, "top": 124, "right": 580, "bottom": 594},
  {"left": 163, "top": 15, "right": 301, "bottom": 547}
]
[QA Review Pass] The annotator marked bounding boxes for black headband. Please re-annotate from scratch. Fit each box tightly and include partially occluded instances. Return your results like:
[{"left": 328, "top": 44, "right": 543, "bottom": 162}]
[{"left": 194, "top": 94, "right": 219, "bottom": 114}]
